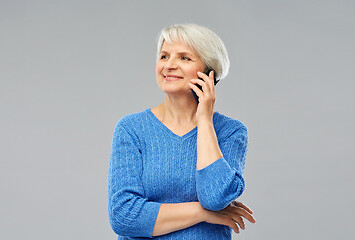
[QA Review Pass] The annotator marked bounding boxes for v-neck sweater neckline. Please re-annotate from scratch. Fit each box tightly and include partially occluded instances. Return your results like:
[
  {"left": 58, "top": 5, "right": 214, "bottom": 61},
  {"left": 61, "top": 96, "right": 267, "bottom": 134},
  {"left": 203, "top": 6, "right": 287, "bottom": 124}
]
[{"left": 145, "top": 108, "right": 218, "bottom": 140}]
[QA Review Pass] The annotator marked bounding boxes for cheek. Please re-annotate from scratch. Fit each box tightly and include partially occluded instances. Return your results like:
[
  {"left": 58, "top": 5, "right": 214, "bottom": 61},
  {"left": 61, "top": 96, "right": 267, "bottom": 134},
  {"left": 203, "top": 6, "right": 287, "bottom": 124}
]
[
  {"left": 185, "top": 66, "right": 200, "bottom": 79},
  {"left": 156, "top": 62, "right": 163, "bottom": 75}
]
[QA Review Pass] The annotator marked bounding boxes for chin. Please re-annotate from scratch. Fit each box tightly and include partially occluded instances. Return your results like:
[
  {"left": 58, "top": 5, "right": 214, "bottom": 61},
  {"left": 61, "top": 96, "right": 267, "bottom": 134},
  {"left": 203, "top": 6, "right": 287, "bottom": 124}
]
[{"left": 162, "top": 87, "right": 191, "bottom": 96}]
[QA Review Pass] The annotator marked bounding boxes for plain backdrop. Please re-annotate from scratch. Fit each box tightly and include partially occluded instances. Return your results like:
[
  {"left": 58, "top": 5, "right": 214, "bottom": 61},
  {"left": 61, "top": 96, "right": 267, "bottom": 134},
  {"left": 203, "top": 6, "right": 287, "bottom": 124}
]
[{"left": 1, "top": 0, "right": 354, "bottom": 239}]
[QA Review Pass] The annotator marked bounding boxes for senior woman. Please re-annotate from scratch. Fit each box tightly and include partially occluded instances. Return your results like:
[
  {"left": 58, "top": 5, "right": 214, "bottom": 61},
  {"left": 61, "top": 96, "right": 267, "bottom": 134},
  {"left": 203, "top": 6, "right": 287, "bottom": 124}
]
[{"left": 108, "top": 23, "right": 256, "bottom": 239}]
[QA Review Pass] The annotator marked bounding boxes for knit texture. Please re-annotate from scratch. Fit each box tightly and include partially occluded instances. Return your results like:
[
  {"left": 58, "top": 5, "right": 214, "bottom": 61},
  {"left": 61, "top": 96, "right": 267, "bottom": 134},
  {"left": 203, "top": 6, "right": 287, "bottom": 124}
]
[{"left": 107, "top": 108, "right": 249, "bottom": 240}]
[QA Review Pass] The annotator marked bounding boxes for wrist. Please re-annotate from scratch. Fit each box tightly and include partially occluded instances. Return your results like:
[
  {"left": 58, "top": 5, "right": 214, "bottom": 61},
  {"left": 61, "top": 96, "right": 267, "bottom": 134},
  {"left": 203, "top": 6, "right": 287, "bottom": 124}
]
[
  {"left": 197, "top": 117, "right": 213, "bottom": 127},
  {"left": 194, "top": 202, "right": 208, "bottom": 222}
]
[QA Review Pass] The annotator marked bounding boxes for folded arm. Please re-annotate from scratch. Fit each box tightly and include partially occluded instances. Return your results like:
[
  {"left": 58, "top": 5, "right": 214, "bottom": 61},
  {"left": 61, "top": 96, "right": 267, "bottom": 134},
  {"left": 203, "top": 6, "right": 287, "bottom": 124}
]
[
  {"left": 152, "top": 202, "right": 204, "bottom": 236},
  {"left": 108, "top": 119, "right": 249, "bottom": 237},
  {"left": 108, "top": 121, "right": 210, "bottom": 237},
  {"left": 153, "top": 201, "right": 256, "bottom": 236}
]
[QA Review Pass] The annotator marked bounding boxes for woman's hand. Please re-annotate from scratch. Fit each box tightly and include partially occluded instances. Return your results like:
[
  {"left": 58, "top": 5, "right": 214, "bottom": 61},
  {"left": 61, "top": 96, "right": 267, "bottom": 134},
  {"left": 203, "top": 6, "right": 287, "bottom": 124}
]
[
  {"left": 189, "top": 71, "right": 216, "bottom": 123},
  {"left": 201, "top": 201, "right": 256, "bottom": 234}
]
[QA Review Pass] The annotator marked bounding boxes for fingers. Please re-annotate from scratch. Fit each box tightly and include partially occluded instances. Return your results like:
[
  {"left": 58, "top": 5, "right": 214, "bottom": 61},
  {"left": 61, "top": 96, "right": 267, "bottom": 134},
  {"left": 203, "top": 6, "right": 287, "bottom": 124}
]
[
  {"left": 209, "top": 70, "right": 215, "bottom": 80},
  {"left": 189, "top": 79, "right": 214, "bottom": 103},
  {"left": 231, "top": 215, "right": 245, "bottom": 230},
  {"left": 196, "top": 71, "right": 214, "bottom": 88},
  {"left": 205, "top": 201, "right": 255, "bottom": 234},
  {"left": 188, "top": 82, "right": 202, "bottom": 97},
  {"left": 197, "top": 71, "right": 213, "bottom": 83},
  {"left": 190, "top": 78, "right": 211, "bottom": 93},
  {"left": 209, "top": 71, "right": 215, "bottom": 95},
  {"left": 226, "top": 219, "right": 240, "bottom": 234},
  {"left": 233, "top": 205, "right": 256, "bottom": 223},
  {"left": 233, "top": 201, "right": 254, "bottom": 214},
  {"left": 228, "top": 201, "right": 256, "bottom": 224},
  {"left": 206, "top": 210, "right": 242, "bottom": 234}
]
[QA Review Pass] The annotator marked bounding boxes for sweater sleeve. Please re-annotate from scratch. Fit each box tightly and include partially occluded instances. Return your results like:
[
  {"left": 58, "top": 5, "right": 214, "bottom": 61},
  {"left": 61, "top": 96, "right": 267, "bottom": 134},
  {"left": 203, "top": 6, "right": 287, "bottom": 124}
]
[
  {"left": 107, "top": 121, "right": 161, "bottom": 238},
  {"left": 195, "top": 126, "right": 248, "bottom": 211}
]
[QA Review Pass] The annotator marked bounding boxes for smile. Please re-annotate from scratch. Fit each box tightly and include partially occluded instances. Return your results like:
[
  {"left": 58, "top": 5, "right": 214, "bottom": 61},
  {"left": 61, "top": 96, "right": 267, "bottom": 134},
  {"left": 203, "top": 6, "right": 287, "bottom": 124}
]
[{"left": 163, "top": 75, "right": 183, "bottom": 81}]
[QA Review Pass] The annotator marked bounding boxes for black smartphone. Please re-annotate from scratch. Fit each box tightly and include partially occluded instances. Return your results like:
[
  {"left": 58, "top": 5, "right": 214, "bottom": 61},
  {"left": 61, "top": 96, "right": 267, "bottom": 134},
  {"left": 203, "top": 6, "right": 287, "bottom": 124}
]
[{"left": 191, "top": 69, "right": 220, "bottom": 104}]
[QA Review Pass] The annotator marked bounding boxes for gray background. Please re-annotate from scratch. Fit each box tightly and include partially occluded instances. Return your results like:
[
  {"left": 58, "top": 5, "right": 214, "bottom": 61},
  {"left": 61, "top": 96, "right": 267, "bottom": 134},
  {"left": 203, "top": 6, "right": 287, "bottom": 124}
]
[{"left": 1, "top": 0, "right": 354, "bottom": 239}]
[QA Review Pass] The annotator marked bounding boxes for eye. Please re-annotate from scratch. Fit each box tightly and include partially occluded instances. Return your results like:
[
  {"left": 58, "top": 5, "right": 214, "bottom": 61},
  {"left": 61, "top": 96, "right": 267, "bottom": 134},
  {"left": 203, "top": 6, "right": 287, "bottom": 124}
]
[
  {"left": 181, "top": 56, "right": 191, "bottom": 61},
  {"left": 160, "top": 54, "right": 168, "bottom": 60}
]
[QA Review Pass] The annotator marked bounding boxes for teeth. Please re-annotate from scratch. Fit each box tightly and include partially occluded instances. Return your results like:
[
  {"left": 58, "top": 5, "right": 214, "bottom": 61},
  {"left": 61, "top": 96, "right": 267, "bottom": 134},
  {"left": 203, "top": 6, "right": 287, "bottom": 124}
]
[{"left": 164, "top": 75, "right": 181, "bottom": 79}]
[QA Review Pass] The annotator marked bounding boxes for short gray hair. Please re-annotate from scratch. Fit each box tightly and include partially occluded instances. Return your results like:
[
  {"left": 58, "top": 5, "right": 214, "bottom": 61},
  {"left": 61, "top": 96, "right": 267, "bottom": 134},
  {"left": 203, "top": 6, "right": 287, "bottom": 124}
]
[{"left": 156, "top": 23, "right": 230, "bottom": 80}]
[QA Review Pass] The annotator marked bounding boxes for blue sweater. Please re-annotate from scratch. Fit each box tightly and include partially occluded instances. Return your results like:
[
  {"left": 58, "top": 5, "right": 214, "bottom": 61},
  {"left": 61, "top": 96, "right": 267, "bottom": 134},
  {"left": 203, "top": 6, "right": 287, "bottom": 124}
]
[{"left": 107, "top": 108, "right": 249, "bottom": 239}]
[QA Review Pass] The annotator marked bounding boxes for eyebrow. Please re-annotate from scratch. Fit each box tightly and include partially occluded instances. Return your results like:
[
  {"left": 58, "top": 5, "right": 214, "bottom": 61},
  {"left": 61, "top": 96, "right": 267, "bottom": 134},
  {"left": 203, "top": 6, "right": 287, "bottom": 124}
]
[{"left": 160, "top": 50, "right": 194, "bottom": 56}]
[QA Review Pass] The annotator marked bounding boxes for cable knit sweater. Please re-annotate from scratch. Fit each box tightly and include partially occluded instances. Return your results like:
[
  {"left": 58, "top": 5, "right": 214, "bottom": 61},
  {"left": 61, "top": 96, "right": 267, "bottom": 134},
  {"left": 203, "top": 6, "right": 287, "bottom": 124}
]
[{"left": 107, "top": 108, "right": 249, "bottom": 240}]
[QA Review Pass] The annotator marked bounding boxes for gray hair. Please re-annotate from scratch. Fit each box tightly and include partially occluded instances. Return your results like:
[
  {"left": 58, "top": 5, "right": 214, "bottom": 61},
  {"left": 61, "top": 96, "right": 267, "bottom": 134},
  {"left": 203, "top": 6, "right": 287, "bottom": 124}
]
[{"left": 156, "top": 23, "right": 230, "bottom": 80}]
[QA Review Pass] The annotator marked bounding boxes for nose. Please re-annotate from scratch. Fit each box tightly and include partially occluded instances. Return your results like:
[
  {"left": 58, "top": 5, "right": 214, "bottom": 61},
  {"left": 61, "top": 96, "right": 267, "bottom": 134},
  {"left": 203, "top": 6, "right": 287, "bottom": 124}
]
[{"left": 164, "top": 57, "right": 177, "bottom": 70}]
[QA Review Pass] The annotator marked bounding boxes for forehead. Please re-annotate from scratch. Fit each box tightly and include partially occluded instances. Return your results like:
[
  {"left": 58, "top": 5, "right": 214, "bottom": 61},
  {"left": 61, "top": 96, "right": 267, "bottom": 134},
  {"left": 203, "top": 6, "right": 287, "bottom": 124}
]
[{"left": 160, "top": 39, "right": 198, "bottom": 55}]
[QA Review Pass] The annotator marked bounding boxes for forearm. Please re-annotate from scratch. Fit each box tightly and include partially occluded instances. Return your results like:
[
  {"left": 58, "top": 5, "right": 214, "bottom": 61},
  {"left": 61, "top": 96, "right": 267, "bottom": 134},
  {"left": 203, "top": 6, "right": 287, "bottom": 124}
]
[
  {"left": 152, "top": 202, "right": 205, "bottom": 236},
  {"left": 196, "top": 118, "right": 223, "bottom": 170}
]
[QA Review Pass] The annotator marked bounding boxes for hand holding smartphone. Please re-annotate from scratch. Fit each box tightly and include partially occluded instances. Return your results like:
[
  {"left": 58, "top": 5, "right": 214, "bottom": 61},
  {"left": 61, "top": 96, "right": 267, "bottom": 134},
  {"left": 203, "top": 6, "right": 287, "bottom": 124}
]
[{"left": 191, "top": 69, "right": 220, "bottom": 104}]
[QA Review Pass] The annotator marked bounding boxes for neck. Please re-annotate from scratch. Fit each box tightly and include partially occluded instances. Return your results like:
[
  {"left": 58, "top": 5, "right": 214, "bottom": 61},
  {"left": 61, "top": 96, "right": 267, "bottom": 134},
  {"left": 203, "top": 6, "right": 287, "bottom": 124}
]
[{"left": 160, "top": 94, "right": 198, "bottom": 125}]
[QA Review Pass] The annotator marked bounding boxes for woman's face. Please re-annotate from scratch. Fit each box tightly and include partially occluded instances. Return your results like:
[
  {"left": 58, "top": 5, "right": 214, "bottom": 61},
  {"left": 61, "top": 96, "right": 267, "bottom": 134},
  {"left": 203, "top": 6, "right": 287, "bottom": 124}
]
[{"left": 156, "top": 39, "right": 205, "bottom": 95}]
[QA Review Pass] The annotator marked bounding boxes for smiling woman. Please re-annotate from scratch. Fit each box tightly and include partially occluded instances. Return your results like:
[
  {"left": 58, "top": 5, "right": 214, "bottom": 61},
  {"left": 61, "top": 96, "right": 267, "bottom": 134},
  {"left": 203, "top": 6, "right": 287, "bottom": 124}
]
[
  {"left": 156, "top": 40, "right": 205, "bottom": 95},
  {"left": 156, "top": 24, "right": 230, "bottom": 80},
  {"left": 107, "top": 23, "right": 256, "bottom": 240}
]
